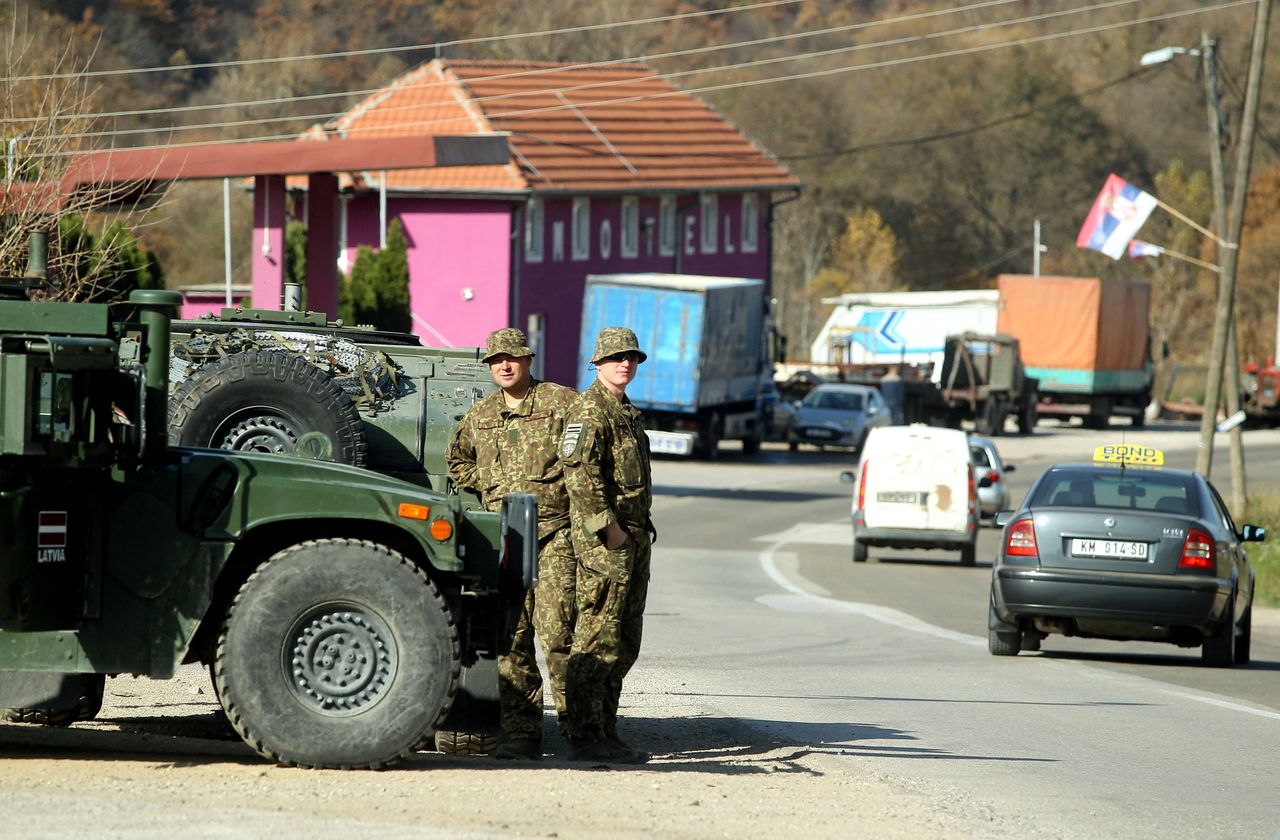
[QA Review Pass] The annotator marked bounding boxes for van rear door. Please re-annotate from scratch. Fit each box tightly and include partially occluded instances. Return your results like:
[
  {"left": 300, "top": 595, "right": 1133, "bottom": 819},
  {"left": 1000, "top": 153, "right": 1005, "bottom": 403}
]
[{"left": 862, "top": 428, "right": 969, "bottom": 532}]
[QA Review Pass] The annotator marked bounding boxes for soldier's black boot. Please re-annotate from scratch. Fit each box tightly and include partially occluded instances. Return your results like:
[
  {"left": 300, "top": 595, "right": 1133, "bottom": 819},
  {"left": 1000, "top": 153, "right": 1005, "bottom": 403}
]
[{"left": 494, "top": 737, "right": 543, "bottom": 760}]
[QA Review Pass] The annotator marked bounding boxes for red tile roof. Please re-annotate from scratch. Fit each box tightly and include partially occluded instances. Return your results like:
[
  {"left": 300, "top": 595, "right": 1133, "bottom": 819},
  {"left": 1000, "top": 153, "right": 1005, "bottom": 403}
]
[{"left": 318, "top": 59, "right": 798, "bottom": 195}]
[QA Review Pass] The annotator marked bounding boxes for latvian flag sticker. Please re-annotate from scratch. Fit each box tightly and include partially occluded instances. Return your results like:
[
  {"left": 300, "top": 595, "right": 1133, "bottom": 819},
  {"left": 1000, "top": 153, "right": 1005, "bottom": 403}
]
[{"left": 39, "top": 511, "right": 67, "bottom": 548}]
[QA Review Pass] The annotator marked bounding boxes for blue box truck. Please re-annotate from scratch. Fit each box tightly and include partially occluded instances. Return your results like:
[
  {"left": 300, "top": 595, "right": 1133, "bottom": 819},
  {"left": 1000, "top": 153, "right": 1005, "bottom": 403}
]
[{"left": 577, "top": 273, "right": 775, "bottom": 458}]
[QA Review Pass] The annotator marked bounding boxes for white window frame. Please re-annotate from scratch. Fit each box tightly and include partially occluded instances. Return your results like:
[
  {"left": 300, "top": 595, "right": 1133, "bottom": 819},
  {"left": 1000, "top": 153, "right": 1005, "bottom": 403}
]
[
  {"left": 572, "top": 197, "right": 590, "bottom": 261},
  {"left": 741, "top": 193, "right": 759, "bottom": 254},
  {"left": 524, "top": 198, "right": 544, "bottom": 262},
  {"left": 700, "top": 192, "right": 718, "bottom": 254},
  {"left": 659, "top": 194, "right": 677, "bottom": 256},
  {"left": 620, "top": 196, "right": 639, "bottom": 258}
]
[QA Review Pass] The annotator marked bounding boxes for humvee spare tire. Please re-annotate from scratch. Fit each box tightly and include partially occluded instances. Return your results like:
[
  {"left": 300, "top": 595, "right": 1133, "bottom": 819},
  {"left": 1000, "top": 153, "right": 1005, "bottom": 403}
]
[{"left": 168, "top": 350, "right": 368, "bottom": 466}]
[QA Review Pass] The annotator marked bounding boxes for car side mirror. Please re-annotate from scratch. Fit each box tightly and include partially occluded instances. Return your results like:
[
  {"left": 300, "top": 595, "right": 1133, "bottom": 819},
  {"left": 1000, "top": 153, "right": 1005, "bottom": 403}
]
[
  {"left": 1004, "top": 464, "right": 1016, "bottom": 473},
  {"left": 978, "top": 475, "right": 994, "bottom": 488},
  {"left": 839, "top": 470, "right": 856, "bottom": 484},
  {"left": 993, "top": 511, "right": 1014, "bottom": 527},
  {"left": 1241, "top": 523, "right": 1267, "bottom": 542}
]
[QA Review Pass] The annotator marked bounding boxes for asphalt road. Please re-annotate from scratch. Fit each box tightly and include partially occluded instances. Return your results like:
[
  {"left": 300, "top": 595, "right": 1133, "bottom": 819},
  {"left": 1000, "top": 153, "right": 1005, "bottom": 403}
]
[{"left": 645, "top": 420, "right": 1280, "bottom": 838}]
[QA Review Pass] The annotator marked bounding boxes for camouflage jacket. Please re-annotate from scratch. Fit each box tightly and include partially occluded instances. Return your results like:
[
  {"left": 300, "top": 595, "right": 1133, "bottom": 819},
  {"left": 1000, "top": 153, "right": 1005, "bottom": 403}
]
[
  {"left": 559, "top": 379, "right": 653, "bottom": 547},
  {"left": 446, "top": 379, "right": 577, "bottom": 538}
]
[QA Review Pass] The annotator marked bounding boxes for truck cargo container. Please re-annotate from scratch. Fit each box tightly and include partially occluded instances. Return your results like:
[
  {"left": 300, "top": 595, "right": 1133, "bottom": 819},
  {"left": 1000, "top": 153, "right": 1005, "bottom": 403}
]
[
  {"left": 997, "top": 274, "right": 1152, "bottom": 428},
  {"left": 578, "top": 273, "right": 775, "bottom": 458},
  {"left": 810, "top": 290, "right": 999, "bottom": 374}
]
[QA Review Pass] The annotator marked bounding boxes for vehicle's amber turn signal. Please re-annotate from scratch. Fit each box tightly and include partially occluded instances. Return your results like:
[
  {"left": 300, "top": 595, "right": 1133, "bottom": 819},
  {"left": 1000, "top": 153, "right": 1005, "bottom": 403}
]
[{"left": 398, "top": 503, "right": 429, "bottom": 520}]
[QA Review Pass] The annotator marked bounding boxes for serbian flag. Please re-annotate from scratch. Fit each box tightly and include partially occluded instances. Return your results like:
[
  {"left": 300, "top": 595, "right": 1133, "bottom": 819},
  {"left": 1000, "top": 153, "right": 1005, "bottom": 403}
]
[
  {"left": 1128, "top": 240, "right": 1164, "bottom": 259},
  {"left": 1076, "top": 174, "right": 1158, "bottom": 259}
]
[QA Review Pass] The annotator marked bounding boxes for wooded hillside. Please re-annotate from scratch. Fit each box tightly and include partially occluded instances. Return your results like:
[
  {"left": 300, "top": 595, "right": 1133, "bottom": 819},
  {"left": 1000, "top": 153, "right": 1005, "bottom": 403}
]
[{"left": 6, "top": 0, "right": 1280, "bottom": 376}]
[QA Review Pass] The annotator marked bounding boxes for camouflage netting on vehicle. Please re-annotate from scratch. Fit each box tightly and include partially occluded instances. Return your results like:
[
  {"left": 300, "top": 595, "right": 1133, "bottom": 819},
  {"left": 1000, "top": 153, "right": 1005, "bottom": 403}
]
[{"left": 171, "top": 328, "right": 411, "bottom": 415}]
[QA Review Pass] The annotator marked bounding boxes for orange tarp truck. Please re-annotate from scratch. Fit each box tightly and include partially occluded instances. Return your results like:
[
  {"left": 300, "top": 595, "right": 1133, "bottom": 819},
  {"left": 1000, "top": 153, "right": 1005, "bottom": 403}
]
[{"left": 997, "top": 275, "right": 1153, "bottom": 428}]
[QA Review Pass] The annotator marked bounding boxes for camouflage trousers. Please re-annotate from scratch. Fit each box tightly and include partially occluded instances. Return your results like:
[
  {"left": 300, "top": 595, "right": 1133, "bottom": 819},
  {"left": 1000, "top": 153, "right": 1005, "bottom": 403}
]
[
  {"left": 498, "top": 527, "right": 576, "bottom": 741},
  {"left": 564, "top": 528, "right": 652, "bottom": 741}
]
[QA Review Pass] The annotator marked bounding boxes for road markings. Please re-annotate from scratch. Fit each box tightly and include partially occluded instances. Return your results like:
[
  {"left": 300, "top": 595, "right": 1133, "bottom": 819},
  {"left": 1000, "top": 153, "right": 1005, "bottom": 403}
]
[{"left": 757, "top": 522, "right": 1280, "bottom": 722}]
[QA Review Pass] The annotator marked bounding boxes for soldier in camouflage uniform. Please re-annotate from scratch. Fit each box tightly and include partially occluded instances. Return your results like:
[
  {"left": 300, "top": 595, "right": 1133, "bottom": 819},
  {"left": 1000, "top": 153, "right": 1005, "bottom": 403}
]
[
  {"left": 446, "top": 328, "right": 577, "bottom": 761},
  {"left": 559, "top": 327, "right": 654, "bottom": 765}
]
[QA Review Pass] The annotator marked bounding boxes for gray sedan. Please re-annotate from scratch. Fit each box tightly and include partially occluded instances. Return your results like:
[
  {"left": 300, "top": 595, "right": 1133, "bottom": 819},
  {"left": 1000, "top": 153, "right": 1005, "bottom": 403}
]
[
  {"left": 786, "top": 383, "right": 890, "bottom": 452},
  {"left": 989, "top": 448, "right": 1264, "bottom": 666}
]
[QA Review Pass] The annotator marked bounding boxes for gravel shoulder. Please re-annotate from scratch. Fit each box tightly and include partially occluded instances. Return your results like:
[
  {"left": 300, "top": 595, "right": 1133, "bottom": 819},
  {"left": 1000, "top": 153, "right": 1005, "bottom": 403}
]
[{"left": 0, "top": 664, "right": 1053, "bottom": 840}]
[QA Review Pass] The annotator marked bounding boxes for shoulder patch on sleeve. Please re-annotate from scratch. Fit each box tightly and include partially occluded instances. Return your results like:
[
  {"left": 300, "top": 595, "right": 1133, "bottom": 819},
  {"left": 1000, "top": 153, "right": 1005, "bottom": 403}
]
[{"left": 560, "top": 422, "right": 584, "bottom": 457}]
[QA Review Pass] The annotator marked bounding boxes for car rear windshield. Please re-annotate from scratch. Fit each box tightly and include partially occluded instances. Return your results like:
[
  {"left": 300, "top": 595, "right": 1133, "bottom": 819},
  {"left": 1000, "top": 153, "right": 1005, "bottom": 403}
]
[
  {"left": 804, "top": 389, "right": 864, "bottom": 411},
  {"left": 1031, "top": 468, "right": 1200, "bottom": 516}
]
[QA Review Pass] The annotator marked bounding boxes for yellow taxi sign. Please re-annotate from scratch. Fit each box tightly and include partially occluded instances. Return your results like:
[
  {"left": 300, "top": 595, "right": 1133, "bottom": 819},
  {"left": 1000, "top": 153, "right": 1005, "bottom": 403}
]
[{"left": 1093, "top": 444, "right": 1163, "bottom": 467}]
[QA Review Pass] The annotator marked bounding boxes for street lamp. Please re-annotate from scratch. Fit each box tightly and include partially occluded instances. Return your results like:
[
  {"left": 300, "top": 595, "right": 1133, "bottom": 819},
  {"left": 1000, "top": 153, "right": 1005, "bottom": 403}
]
[
  {"left": 1140, "top": 36, "right": 1243, "bottom": 503},
  {"left": 1139, "top": 46, "right": 1199, "bottom": 66}
]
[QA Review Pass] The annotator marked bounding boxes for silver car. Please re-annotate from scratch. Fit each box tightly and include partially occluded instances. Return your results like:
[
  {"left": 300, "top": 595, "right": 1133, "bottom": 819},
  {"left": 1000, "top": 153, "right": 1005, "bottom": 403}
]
[
  {"left": 969, "top": 436, "right": 1015, "bottom": 519},
  {"left": 787, "top": 383, "right": 890, "bottom": 451}
]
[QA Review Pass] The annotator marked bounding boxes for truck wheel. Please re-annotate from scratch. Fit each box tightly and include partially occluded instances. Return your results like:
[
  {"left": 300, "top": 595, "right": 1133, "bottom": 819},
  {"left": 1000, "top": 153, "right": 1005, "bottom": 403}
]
[
  {"left": 701, "top": 414, "right": 721, "bottom": 461},
  {"left": 959, "top": 542, "right": 977, "bottom": 566},
  {"left": 0, "top": 674, "right": 105, "bottom": 727},
  {"left": 741, "top": 423, "right": 763, "bottom": 455},
  {"left": 1016, "top": 393, "right": 1037, "bottom": 435},
  {"left": 978, "top": 397, "right": 1007, "bottom": 436},
  {"left": 852, "top": 536, "right": 868, "bottom": 563},
  {"left": 169, "top": 351, "right": 368, "bottom": 467},
  {"left": 215, "top": 538, "right": 461, "bottom": 769}
]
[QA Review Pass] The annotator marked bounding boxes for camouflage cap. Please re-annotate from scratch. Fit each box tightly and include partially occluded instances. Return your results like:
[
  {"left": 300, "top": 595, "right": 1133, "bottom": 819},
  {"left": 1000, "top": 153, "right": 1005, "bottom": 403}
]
[
  {"left": 482, "top": 327, "right": 535, "bottom": 362},
  {"left": 590, "top": 326, "right": 647, "bottom": 364}
]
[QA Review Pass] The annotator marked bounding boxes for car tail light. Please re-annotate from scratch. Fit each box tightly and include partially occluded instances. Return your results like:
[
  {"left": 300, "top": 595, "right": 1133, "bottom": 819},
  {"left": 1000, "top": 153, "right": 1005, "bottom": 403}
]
[
  {"left": 1006, "top": 519, "right": 1038, "bottom": 558},
  {"left": 988, "top": 471, "right": 1001, "bottom": 483},
  {"left": 857, "top": 461, "right": 869, "bottom": 510},
  {"left": 1179, "top": 528, "right": 1215, "bottom": 569}
]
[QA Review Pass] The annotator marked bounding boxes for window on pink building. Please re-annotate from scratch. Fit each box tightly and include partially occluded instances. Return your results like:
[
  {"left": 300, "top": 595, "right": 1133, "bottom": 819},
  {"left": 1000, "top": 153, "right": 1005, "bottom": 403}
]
[
  {"left": 700, "top": 193, "right": 718, "bottom": 254},
  {"left": 525, "top": 198, "right": 544, "bottom": 262},
  {"left": 742, "top": 193, "right": 759, "bottom": 254},
  {"left": 572, "top": 197, "right": 590, "bottom": 261},
  {"left": 621, "top": 196, "right": 639, "bottom": 258},
  {"left": 659, "top": 195, "right": 676, "bottom": 257}
]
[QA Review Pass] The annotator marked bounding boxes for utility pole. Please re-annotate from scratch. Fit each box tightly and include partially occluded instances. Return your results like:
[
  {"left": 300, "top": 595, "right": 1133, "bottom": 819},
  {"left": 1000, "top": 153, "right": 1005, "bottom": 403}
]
[
  {"left": 1196, "top": 0, "right": 1270, "bottom": 491},
  {"left": 1200, "top": 34, "right": 1248, "bottom": 512}
]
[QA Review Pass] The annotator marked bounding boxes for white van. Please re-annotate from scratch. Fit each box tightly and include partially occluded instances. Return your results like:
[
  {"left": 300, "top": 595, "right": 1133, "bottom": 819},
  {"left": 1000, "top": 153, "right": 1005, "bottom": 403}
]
[{"left": 841, "top": 425, "right": 979, "bottom": 565}]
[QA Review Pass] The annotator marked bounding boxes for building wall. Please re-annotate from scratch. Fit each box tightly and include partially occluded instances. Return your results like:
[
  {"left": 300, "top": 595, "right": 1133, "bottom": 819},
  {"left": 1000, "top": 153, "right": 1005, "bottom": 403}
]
[
  {"left": 180, "top": 290, "right": 252, "bottom": 321},
  {"left": 518, "top": 192, "right": 771, "bottom": 386},
  {"left": 345, "top": 195, "right": 514, "bottom": 348}
]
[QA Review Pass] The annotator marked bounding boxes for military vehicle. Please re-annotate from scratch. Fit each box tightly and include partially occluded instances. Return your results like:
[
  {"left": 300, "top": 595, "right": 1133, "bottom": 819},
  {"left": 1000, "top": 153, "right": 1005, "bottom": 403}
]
[
  {"left": 165, "top": 305, "right": 510, "bottom": 753},
  {"left": 0, "top": 234, "right": 536, "bottom": 769}
]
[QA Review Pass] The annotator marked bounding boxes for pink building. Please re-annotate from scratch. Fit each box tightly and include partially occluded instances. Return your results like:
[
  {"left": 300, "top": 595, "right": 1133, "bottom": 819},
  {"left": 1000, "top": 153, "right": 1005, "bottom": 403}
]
[{"left": 252, "top": 59, "right": 800, "bottom": 386}]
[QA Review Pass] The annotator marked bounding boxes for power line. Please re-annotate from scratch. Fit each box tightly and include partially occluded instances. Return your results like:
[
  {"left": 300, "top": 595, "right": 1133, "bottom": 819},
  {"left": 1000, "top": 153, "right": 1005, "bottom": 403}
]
[
  {"left": 19, "top": 0, "right": 1256, "bottom": 158},
  {"left": 3, "top": 0, "right": 805, "bottom": 82},
  {"left": 17, "top": 0, "right": 1169, "bottom": 145},
  {"left": 13, "top": 0, "right": 1025, "bottom": 123},
  {"left": 780, "top": 65, "right": 1159, "bottom": 161}
]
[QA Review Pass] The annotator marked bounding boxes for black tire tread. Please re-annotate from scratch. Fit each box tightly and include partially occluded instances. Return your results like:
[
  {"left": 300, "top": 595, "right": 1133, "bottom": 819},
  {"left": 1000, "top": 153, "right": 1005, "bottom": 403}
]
[
  {"left": 168, "top": 350, "right": 368, "bottom": 467},
  {"left": 215, "top": 538, "right": 460, "bottom": 769}
]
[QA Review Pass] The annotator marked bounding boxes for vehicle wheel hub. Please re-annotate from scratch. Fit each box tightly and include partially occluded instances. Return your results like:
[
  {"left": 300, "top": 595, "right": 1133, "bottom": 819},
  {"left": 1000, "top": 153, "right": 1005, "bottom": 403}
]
[
  {"left": 222, "top": 415, "right": 299, "bottom": 454},
  {"left": 289, "top": 608, "right": 397, "bottom": 716}
]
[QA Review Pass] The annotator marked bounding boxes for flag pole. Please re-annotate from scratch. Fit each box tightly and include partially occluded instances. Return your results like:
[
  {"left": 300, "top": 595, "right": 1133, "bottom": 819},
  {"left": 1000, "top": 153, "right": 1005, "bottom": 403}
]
[
  {"left": 1155, "top": 198, "right": 1235, "bottom": 248},
  {"left": 1147, "top": 246, "right": 1221, "bottom": 273}
]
